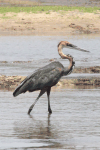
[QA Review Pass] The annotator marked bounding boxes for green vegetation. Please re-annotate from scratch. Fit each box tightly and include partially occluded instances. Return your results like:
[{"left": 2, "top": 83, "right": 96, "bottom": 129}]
[{"left": 0, "top": 6, "right": 99, "bottom": 14}]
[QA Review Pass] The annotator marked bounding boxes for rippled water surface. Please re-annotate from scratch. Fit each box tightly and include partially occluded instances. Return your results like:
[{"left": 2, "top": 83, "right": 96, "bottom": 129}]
[
  {"left": 0, "top": 89, "right": 100, "bottom": 149},
  {"left": 0, "top": 36, "right": 100, "bottom": 76}
]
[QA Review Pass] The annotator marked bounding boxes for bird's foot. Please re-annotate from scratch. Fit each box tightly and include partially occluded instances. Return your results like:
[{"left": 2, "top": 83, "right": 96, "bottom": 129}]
[
  {"left": 28, "top": 105, "right": 34, "bottom": 115},
  {"left": 28, "top": 108, "right": 32, "bottom": 115},
  {"left": 48, "top": 109, "right": 52, "bottom": 114}
]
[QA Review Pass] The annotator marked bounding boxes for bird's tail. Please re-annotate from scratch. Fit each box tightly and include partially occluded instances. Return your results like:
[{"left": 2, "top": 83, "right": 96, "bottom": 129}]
[
  {"left": 13, "top": 75, "right": 32, "bottom": 97},
  {"left": 13, "top": 82, "right": 27, "bottom": 97},
  {"left": 13, "top": 85, "right": 22, "bottom": 97}
]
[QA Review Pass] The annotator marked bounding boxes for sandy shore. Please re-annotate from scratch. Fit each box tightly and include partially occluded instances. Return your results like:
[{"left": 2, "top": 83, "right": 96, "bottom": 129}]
[{"left": 0, "top": 11, "right": 100, "bottom": 36}]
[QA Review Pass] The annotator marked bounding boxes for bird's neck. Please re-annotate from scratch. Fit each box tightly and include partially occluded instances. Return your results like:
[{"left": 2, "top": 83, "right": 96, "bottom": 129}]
[
  {"left": 58, "top": 45, "right": 66, "bottom": 59},
  {"left": 63, "top": 59, "right": 75, "bottom": 76},
  {"left": 58, "top": 45, "right": 75, "bottom": 76}
]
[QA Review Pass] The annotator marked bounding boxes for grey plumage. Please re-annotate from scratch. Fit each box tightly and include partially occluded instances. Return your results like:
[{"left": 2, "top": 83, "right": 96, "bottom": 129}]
[
  {"left": 13, "top": 61, "right": 64, "bottom": 97},
  {"left": 13, "top": 41, "right": 89, "bottom": 114}
]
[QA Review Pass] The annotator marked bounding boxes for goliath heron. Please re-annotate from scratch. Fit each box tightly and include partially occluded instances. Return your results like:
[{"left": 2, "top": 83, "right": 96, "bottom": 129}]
[{"left": 13, "top": 41, "right": 89, "bottom": 114}]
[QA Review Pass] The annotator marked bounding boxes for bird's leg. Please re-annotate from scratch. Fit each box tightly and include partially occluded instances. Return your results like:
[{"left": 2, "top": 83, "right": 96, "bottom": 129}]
[
  {"left": 47, "top": 87, "right": 52, "bottom": 114},
  {"left": 28, "top": 89, "right": 46, "bottom": 115}
]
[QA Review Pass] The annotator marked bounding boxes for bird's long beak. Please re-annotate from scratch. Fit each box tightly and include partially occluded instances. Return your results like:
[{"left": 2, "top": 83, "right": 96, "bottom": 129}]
[{"left": 68, "top": 43, "right": 90, "bottom": 53}]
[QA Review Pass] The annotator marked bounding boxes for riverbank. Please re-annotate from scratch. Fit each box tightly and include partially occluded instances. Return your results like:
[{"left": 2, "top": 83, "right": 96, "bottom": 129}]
[
  {"left": 0, "top": 66, "right": 100, "bottom": 91},
  {"left": 0, "top": 7, "right": 100, "bottom": 36},
  {"left": 0, "top": 74, "right": 100, "bottom": 91}
]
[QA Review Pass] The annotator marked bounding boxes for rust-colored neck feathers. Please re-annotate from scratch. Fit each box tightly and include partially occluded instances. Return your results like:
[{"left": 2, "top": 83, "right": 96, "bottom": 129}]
[{"left": 58, "top": 41, "right": 74, "bottom": 70}]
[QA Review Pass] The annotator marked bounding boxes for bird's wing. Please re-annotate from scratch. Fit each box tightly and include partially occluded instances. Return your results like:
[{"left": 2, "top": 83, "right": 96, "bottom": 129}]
[
  {"left": 13, "top": 62, "right": 64, "bottom": 97},
  {"left": 29, "top": 66, "right": 63, "bottom": 91}
]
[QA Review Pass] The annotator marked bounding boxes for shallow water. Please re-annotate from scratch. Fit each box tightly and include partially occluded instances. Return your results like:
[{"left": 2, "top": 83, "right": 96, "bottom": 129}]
[
  {"left": 0, "top": 36, "right": 100, "bottom": 76},
  {"left": 0, "top": 88, "right": 100, "bottom": 149},
  {"left": 0, "top": 35, "right": 100, "bottom": 149}
]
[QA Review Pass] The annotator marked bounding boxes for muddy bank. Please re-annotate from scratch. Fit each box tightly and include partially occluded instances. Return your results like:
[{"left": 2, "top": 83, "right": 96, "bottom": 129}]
[
  {"left": 73, "top": 66, "right": 100, "bottom": 73},
  {"left": 0, "top": 75, "right": 25, "bottom": 91},
  {"left": 0, "top": 11, "right": 100, "bottom": 36},
  {"left": 0, "top": 66, "right": 100, "bottom": 90},
  {"left": 0, "top": 74, "right": 100, "bottom": 91}
]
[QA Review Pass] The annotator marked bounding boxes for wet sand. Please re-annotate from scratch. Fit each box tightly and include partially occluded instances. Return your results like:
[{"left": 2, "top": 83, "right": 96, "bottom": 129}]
[
  {"left": 0, "top": 11, "right": 100, "bottom": 36},
  {"left": 1, "top": 66, "right": 100, "bottom": 91},
  {"left": 0, "top": 0, "right": 100, "bottom": 36}
]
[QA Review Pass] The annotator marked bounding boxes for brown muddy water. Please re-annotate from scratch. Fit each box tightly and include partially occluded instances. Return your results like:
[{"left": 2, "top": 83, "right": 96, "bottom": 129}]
[{"left": 0, "top": 88, "right": 100, "bottom": 149}]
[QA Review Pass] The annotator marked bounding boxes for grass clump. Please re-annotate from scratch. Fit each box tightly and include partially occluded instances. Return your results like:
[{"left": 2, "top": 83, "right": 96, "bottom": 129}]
[{"left": 0, "top": 6, "right": 99, "bottom": 14}]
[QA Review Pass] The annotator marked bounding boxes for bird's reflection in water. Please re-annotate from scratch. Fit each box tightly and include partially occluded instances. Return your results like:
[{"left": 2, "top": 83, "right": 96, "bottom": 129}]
[
  {"left": 13, "top": 114, "right": 62, "bottom": 148},
  {"left": 27, "top": 114, "right": 53, "bottom": 139},
  {"left": 14, "top": 114, "right": 61, "bottom": 148}
]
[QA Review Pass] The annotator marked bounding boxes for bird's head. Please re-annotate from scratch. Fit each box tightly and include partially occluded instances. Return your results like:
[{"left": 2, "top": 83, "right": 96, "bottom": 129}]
[
  {"left": 58, "top": 41, "right": 89, "bottom": 53},
  {"left": 58, "top": 41, "right": 70, "bottom": 49},
  {"left": 57, "top": 41, "right": 89, "bottom": 62}
]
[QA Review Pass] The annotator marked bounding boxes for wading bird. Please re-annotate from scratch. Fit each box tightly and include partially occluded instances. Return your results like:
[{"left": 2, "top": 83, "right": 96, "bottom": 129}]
[{"left": 13, "top": 41, "right": 89, "bottom": 114}]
